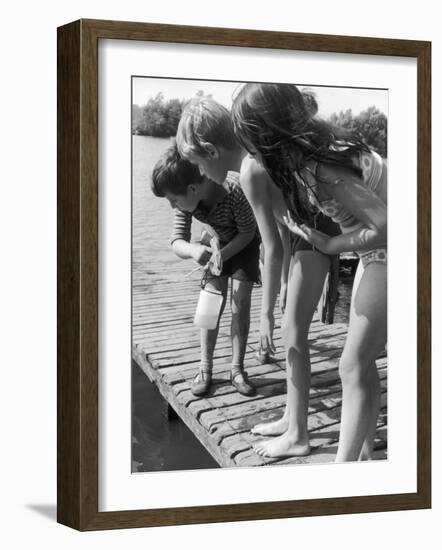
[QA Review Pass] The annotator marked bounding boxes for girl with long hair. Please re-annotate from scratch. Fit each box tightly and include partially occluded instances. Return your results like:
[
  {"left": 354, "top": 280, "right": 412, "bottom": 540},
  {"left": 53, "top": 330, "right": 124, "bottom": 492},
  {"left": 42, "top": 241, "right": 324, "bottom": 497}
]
[
  {"left": 177, "top": 96, "right": 340, "bottom": 458},
  {"left": 232, "top": 83, "right": 387, "bottom": 462}
]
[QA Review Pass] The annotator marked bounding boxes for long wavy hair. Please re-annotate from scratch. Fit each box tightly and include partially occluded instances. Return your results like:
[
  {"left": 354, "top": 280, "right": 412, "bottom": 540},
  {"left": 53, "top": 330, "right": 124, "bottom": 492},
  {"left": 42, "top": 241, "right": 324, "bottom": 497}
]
[{"left": 231, "top": 83, "right": 369, "bottom": 224}]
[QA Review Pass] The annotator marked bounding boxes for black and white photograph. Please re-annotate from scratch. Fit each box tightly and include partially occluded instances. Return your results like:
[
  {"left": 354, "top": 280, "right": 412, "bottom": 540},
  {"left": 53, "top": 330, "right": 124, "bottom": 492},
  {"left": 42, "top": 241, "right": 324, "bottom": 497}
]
[{"left": 131, "top": 77, "right": 388, "bottom": 472}]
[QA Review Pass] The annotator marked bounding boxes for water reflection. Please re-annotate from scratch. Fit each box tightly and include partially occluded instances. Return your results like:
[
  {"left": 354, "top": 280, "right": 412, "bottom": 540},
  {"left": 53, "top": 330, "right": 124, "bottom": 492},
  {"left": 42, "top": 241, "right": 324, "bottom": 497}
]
[{"left": 132, "top": 361, "right": 219, "bottom": 472}]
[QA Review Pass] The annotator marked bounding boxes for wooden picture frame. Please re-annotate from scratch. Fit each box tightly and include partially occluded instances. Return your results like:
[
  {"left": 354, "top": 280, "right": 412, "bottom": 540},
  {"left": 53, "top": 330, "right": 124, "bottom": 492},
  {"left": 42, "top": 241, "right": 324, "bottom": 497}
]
[{"left": 57, "top": 18, "right": 431, "bottom": 530}]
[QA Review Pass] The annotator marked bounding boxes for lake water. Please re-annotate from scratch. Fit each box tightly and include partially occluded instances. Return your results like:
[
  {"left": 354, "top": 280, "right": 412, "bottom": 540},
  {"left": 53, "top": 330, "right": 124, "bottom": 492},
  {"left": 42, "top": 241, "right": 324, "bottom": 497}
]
[
  {"left": 131, "top": 135, "right": 353, "bottom": 472},
  {"left": 132, "top": 136, "right": 218, "bottom": 472}
]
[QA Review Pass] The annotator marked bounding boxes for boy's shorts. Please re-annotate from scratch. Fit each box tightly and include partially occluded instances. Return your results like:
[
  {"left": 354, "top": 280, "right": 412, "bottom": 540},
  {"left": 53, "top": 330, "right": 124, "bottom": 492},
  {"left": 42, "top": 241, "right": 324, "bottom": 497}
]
[
  {"left": 220, "top": 234, "right": 261, "bottom": 284},
  {"left": 291, "top": 212, "right": 340, "bottom": 255}
]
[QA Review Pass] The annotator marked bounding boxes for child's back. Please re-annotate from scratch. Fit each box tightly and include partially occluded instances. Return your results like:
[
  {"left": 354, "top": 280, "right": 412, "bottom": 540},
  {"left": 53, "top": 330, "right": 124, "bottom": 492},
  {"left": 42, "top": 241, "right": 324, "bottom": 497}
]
[{"left": 171, "top": 171, "right": 257, "bottom": 247}]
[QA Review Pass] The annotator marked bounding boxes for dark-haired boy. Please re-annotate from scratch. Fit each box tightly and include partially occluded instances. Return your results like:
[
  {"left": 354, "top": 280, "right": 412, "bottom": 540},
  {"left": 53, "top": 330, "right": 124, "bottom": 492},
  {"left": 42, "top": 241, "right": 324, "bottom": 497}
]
[{"left": 151, "top": 144, "right": 260, "bottom": 397}]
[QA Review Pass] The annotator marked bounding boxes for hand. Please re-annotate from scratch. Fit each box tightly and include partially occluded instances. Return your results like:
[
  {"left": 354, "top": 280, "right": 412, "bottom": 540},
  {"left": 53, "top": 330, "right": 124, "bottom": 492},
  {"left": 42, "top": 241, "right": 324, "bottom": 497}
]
[
  {"left": 191, "top": 244, "right": 212, "bottom": 266},
  {"left": 259, "top": 313, "right": 276, "bottom": 356},
  {"left": 206, "top": 251, "right": 223, "bottom": 276},
  {"left": 279, "top": 283, "right": 288, "bottom": 315},
  {"left": 283, "top": 211, "right": 332, "bottom": 254}
]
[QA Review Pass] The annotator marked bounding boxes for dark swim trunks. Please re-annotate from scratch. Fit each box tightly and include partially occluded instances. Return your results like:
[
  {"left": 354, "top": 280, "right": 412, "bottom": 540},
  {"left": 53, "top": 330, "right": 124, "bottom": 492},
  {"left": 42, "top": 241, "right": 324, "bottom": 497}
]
[
  {"left": 291, "top": 212, "right": 341, "bottom": 255},
  {"left": 220, "top": 234, "right": 261, "bottom": 283}
]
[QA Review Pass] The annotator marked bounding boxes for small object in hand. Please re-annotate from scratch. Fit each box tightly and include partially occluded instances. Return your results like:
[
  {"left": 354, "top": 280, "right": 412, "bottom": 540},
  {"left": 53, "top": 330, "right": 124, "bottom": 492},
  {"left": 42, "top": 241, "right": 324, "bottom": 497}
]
[
  {"left": 183, "top": 265, "right": 202, "bottom": 278},
  {"left": 208, "top": 236, "right": 223, "bottom": 276}
]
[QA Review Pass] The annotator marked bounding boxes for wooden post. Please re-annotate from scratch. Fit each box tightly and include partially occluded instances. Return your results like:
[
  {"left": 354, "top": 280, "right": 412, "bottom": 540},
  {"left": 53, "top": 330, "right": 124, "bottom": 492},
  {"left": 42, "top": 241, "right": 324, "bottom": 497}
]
[{"left": 318, "top": 256, "right": 340, "bottom": 324}]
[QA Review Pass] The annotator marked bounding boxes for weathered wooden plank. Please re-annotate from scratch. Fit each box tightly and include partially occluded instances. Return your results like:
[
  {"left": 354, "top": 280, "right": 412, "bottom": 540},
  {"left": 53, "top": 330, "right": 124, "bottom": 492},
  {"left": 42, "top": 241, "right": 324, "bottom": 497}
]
[
  {"left": 229, "top": 397, "right": 388, "bottom": 467},
  {"left": 200, "top": 388, "right": 387, "bottom": 464},
  {"left": 132, "top": 303, "right": 263, "bottom": 321},
  {"left": 137, "top": 336, "right": 346, "bottom": 366},
  {"left": 270, "top": 425, "right": 388, "bottom": 467},
  {"left": 157, "top": 355, "right": 284, "bottom": 383},
  {"left": 144, "top": 346, "right": 344, "bottom": 377},
  {"left": 175, "top": 369, "right": 289, "bottom": 400},
  {"left": 204, "top": 366, "right": 387, "bottom": 443},
  {"left": 141, "top": 344, "right": 266, "bottom": 369},
  {"left": 195, "top": 386, "right": 339, "bottom": 430},
  {"left": 132, "top": 296, "right": 263, "bottom": 311},
  {"left": 165, "top": 361, "right": 284, "bottom": 387}
]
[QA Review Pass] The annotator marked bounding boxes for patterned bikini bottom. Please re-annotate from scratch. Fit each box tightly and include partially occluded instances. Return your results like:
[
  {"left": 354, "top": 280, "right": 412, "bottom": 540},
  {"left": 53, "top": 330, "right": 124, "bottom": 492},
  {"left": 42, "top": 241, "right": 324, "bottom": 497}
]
[{"left": 358, "top": 248, "right": 387, "bottom": 268}]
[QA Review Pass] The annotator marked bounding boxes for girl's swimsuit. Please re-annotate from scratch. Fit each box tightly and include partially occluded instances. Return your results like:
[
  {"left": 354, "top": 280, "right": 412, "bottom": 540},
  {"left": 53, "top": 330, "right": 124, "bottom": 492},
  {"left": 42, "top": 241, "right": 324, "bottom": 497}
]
[
  {"left": 290, "top": 211, "right": 340, "bottom": 255},
  {"left": 301, "top": 150, "right": 387, "bottom": 268}
]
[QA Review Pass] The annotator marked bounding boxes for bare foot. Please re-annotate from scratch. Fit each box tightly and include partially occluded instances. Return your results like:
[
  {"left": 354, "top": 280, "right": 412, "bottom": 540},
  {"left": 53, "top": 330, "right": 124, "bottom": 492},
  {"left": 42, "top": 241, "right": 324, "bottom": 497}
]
[
  {"left": 253, "top": 433, "right": 310, "bottom": 458},
  {"left": 251, "top": 417, "right": 288, "bottom": 436}
]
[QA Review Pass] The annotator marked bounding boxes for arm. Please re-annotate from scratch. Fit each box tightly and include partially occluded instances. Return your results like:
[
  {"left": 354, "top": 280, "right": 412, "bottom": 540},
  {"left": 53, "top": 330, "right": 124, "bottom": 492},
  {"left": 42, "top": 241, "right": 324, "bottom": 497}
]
[
  {"left": 219, "top": 230, "right": 255, "bottom": 262},
  {"left": 219, "top": 180, "right": 257, "bottom": 262},
  {"left": 285, "top": 164, "right": 387, "bottom": 255},
  {"left": 172, "top": 239, "right": 212, "bottom": 264},
  {"left": 277, "top": 221, "right": 291, "bottom": 313},
  {"left": 170, "top": 209, "right": 212, "bottom": 265},
  {"left": 241, "top": 160, "right": 284, "bottom": 351}
]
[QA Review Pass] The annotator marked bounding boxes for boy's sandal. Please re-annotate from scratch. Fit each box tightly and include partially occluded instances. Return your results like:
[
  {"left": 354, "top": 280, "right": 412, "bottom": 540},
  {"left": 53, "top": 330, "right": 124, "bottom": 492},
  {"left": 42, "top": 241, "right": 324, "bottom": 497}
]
[
  {"left": 191, "top": 367, "right": 212, "bottom": 396},
  {"left": 231, "top": 367, "right": 256, "bottom": 397}
]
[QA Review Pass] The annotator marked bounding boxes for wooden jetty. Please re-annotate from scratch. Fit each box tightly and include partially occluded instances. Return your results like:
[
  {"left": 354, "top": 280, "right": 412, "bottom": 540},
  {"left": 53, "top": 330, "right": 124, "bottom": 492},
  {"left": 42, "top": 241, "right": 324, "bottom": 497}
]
[{"left": 132, "top": 259, "right": 387, "bottom": 468}]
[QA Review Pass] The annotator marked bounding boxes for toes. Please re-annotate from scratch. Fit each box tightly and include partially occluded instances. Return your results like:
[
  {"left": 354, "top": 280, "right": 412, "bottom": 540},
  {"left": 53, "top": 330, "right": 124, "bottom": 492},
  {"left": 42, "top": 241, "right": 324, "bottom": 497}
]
[
  {"left": 258, "top": 449, "right": 270, "bottom": 457},
  {"left": 251, "top": 425, "right": 264, "bottom": 435},
  {"left": 253, "top": 444, "right": 265, "bottom": 456},
  {"left": 251, "top": 426, "right": 269, "bottom": 436},
  {"left": 253, "top": 442, "right": 272, "bottom": 457}
]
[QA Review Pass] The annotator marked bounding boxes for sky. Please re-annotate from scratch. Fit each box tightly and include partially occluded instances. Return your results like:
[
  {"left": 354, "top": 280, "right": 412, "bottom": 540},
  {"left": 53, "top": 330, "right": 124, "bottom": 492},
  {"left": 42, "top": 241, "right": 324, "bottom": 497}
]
[{"left": 132, "top": 77, "right": 388, "bottom": 118}]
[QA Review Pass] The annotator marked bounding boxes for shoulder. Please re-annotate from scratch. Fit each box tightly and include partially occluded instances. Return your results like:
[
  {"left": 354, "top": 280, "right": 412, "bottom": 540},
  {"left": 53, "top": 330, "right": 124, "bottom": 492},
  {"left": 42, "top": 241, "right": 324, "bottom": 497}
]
[
  {"left": 222, "top": 173, "right": 252, "bottom": 212},
  {"left": 173, "top": 208, "right": 192, "bottom": 223},
  {"left": 240, "top": 157, "right": 272, "bottom": 198},
  {"left": 241, "top": 156, "right": 269, "bottom": 183},
  {"left": 224, "top": 171, "right": 247, "bottom": 197},
  {"left": 224, "top": 171, "right": 245, "bottom": 197}
]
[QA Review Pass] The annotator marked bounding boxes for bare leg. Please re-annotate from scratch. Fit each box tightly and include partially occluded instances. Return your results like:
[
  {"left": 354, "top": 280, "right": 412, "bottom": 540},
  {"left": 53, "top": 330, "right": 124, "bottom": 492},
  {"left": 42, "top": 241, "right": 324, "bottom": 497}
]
[
  {"left": 345, "top": 264, "right": 382, "bottom": 461},
  {"left": 253, "top": 250, "right": 330, "bottom": 457},
  {"left": 230, "top": 279, "right": 253, "bottom": 367},
  {"left": 359, "top": 362, "right": 381, "bottom": 460},
  {"left": 335, "top": 261, "right": 387, "bottom": 462},
  {"left": 228, "top": 279, "right": 258, "bottom": 398}
]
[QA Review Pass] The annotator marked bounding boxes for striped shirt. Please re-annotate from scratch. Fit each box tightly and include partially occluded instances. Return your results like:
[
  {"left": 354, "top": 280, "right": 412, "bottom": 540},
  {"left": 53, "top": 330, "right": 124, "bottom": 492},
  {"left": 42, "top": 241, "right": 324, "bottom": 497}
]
[{"left": 170, "top": 172, "right": 256, "bottom": 245}]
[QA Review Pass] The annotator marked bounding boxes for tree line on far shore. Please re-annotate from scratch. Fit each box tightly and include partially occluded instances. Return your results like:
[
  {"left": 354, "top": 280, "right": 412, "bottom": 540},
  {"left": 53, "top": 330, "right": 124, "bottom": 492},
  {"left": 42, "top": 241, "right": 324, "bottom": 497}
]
[{"left": 133, "top": 91, "right": 387, "bottom": 157}]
